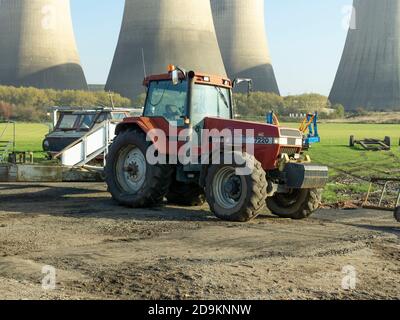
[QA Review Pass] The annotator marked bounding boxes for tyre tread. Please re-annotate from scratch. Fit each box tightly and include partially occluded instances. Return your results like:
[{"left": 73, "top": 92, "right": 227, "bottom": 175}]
[
  {"left": 206, "top": 154, "right": 268, "bottom": 222},
  {"left": 105, "top": 129, "right": 173, "bottom": 208}
]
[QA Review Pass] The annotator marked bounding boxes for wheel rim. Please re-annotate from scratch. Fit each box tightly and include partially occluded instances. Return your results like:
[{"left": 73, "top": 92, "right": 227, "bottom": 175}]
[
  {"left": 212, "top": 167, "right": 244, "bottom": 209},
  {"left": 115, "top": 145, "right": 147, "bottom": 194}
]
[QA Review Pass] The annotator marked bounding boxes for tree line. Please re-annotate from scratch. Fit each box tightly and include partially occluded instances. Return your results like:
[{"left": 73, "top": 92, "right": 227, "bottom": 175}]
[
  {"left": 233, "top": 92, "right": 345, "bottom": 120},
  {"left": 0, "top": 86, "right": 131, "bottom": 122},
  {"left": 0, "top": 85, "right": 345, "bottom": 122}
]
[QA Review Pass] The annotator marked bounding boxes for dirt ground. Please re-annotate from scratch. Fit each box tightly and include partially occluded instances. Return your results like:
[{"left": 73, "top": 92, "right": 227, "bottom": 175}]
[{"left": 0, "top": 182, "right": 399, "bottom": 300}]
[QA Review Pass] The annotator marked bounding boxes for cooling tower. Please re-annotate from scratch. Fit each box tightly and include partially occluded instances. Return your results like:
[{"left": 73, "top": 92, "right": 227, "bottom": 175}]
[
  {"left": 330, "top": 0, "right": 400, "bottom": 110},
  {"left": 211, "top": 0, "right": 280, "bottom": 94},
  {"left": 0, "top": 0, "right": 87, "bottom": 90},
  {"left": 106, "top": 0, "right": 227, "bottom": 101}
]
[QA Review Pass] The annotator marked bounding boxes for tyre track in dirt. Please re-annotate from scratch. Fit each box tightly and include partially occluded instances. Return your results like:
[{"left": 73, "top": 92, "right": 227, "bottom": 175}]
[{"left": 0, "top": 182, "right": 399, "bottom": 299}]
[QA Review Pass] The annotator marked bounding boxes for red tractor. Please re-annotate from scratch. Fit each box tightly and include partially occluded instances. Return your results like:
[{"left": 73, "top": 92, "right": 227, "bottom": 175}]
[{"left": 105, "top": 66, "right": 328, "bottom": 222}]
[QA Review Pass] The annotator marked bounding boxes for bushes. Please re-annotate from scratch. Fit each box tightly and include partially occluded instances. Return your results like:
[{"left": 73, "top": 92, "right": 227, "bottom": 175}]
[
  {"left": 283, "top": 93, "right": 331, "bottom": 114},
  {"left": 0, "top": 86, "right": 132, "bottom": 122},
  {"left": 233, "top": 92, "right": 346, "bottom": 119},
  {"left": 234, "top": 92, "right": 284, "bottom": 117}
]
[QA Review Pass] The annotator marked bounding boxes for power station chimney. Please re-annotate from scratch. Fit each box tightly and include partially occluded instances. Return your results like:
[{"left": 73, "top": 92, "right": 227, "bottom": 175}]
[
  {"left": 330, "top": 0, "right": 400, "bottom": 110},
  {"left": 106, "top": 0, "right": 227, "bottom": 101},
  {"left": 0, "top": 0, "right": 87, "bottom": 90},
  {"left": 211, "top": 0, "right": 280, "bottom": 94}
]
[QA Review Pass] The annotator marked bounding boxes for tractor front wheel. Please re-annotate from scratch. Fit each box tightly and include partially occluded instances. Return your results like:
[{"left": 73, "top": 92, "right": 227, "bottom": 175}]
[
  {"left": 205, "top": 154, "right": 268, "bottom": 222},
  {"left": 267, "top": 188, "right": 322, "bottom": 220},
  {"left": 105, "top": 129, "right": 173, "bottom": 207}
]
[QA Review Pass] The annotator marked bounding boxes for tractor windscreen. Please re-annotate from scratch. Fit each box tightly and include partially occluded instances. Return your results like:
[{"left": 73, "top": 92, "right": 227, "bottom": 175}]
[
  {"left": 144, "top": 80, "right": 187, "bottom": 126},
  {"left": 58, "top": 114, "right": 78, "bottom": 130},
  {"left": 78, "top": 114, "right": 96, "bottom": 130},
  {"left": 191, "top": 84, "right": 231, "bottom": 127}
]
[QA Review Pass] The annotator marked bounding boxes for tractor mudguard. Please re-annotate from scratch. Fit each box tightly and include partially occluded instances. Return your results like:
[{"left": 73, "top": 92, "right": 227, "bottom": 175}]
[
  {"left": 115, "top": 117, "right": 175, "bottom": 155},
  {"left": 283, "top": 163, "right": 329, "bottom": 189}
]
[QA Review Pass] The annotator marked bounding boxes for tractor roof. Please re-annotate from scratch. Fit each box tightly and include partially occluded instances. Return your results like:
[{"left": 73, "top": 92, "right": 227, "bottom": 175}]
[
  {"left": 143, "top": 71, "right": 232, "bottom": 89},
  {"left": 49, "top": 106, "right": 133, "bottom": 114}
]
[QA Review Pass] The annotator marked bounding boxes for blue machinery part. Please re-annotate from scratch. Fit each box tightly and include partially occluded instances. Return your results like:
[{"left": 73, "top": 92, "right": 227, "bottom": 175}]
[
  {"left": 301, "top": 113, "right": 321, "bottom": 147},
  {"left": 266, "top": 111, "right": 321, "bottom": 148}
]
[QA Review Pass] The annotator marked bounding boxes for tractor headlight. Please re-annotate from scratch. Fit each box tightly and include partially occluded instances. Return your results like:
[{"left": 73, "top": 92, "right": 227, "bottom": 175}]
[
  {"left": 274, "top": 137, "right": 288, "bottom": 145},
  {"left": 43, "top": 139, "right": 50, "bottom": 150}
]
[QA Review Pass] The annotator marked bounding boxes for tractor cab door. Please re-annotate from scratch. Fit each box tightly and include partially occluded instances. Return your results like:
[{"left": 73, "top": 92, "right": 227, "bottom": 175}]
[
  {"left": 143, "top": 79, "right": 188, "bottom": 128},
  {"left": 190, "top": 83, "right": 232, "bottom": 148},
  {"left": 143, "top": 79, "right": 190, "bottom": 159}
]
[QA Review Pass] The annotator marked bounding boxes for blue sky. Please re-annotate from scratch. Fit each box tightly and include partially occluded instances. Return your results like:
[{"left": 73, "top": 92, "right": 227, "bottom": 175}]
[{"left": 71, "top": 0, "right": 352, "bottom": 96}]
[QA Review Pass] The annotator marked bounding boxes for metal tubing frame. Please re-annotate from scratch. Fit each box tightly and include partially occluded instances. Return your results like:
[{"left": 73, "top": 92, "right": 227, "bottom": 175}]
[{"left": 363, "top": 177, "right": 400, "bottom": 211}]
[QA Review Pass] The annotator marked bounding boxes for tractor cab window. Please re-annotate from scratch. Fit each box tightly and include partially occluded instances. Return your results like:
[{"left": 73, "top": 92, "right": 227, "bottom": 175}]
[
  {"left": 78, "top": 114, "right": 96, "bottom": 130},
  {"left": 57, "top": 114, "right": 78, "bottom": 130},
  {"left": 144, "top": 80, "right": 187, "bottom": 126},
  {"left": 95, "top": 113, "right": 108, "bottom": 123},
  {"left": 191, "top": 84, "right": 231, "bottom": 127},
  {"left": 111, "top": 112, "right": 127, "bottom": 121}
]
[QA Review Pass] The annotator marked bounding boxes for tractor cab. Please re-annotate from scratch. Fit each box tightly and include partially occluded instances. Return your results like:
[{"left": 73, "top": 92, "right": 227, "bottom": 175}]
[
  {"left": 142, "top": 65, "right": 233, "bottom": 128},
  {"left": 43, "top": 107, "right": 133, "bottom": 155}
]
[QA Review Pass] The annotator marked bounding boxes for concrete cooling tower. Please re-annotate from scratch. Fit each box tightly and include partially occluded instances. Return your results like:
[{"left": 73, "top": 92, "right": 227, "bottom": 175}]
[
  {"left": 330, "top": 0, "right": 400, "bottom": 110},
  {"left": 211, "top": 0, "right": 280, "bottom": 94},
  {"left": 0, "top": 0, "right": 87, "bottom": 90},
  {"left": 106, "top": 0, "right": 227, "bottom": 101}
]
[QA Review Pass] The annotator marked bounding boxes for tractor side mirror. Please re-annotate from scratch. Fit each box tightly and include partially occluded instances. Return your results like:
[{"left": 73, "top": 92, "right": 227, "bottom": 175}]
[
  {"left": 172, "top": 69, "right": 179, "bottom": 86},
  {"left": 233, "top": 78, "right": 253, "bottom": 97}
]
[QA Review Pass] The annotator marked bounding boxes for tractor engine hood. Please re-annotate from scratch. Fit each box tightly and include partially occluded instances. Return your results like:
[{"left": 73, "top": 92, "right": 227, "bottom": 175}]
[
  {"left": 203, "top": 117, "right": 303, "bottom": 170},
  {"left": 203, "top": 117, "right": 303, "bottom": 147}
]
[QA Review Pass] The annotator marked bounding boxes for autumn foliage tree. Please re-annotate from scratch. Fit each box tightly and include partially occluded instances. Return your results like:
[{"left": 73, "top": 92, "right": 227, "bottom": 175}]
[{"left": 0, "top": 101, "right": 12, "bottom": 120}]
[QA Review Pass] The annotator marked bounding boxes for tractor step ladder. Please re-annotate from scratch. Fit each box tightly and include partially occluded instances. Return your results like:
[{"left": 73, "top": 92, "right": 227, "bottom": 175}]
[{"left": 54, "top": 120, "right": 116, "bottom": 168}]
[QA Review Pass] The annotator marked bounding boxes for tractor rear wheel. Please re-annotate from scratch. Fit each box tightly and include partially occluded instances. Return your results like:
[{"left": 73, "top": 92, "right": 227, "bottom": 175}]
[
  {"left": 105, "top": 129, "right": 173, "bottom": 207},
  {"left": 205, "top": 153, "right": 268, "bottom": 222},
  {"left": 167, "top": 181, "right": 205, "bottom": 206},
  {"left": 394, "top": 207, "right": 400, "bottom": 222},
  {"left": 267, "top": 188, "right": 322, "bottom": 219}
]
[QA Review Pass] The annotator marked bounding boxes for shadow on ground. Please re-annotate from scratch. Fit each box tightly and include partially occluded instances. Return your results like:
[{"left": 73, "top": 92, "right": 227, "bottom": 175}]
[{"left": 0, "top": 183, "right": 219, "bottom": 222}]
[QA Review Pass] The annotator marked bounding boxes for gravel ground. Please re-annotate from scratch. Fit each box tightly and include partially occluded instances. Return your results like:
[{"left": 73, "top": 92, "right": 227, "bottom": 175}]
[{"left": 0, "top": 182, "right": 399, "bottom": 300}]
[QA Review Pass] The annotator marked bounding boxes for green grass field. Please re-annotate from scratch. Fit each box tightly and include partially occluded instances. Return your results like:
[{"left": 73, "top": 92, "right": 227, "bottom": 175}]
[
  {"left": 1, "top": 121, "right": 399, "bottom": 204},
  {"left": 281, "top": 122, "right": 400, "bottom": 176},
  {"left": 0, "top": 122, "right": 50, "bottom": 160},
  {"left": 284, "top": 123, "right": 400, "bottom": 204}
]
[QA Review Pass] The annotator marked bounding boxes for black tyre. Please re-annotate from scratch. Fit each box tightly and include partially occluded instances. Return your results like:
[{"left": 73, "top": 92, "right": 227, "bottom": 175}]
[
  {"left": 167, "top": 181, "right": 205, "bottom": 206},
  {"left": 105, "top": 129, "right": 173, "bottom": 207},
  {"left": 349, "top": 135, "right": 355, "bottom": 147},
  {"left": 384, "top": 136, "right": 391, "bottom": 147},
  {"left": 205, "top": 153, "right": 268, "bottom": 222},
  {"left": 394, "top": 207, "right": 400, "bottom": 223},
  {"left": 267, "top": 188, "right": 322, "bottom": 220}
]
